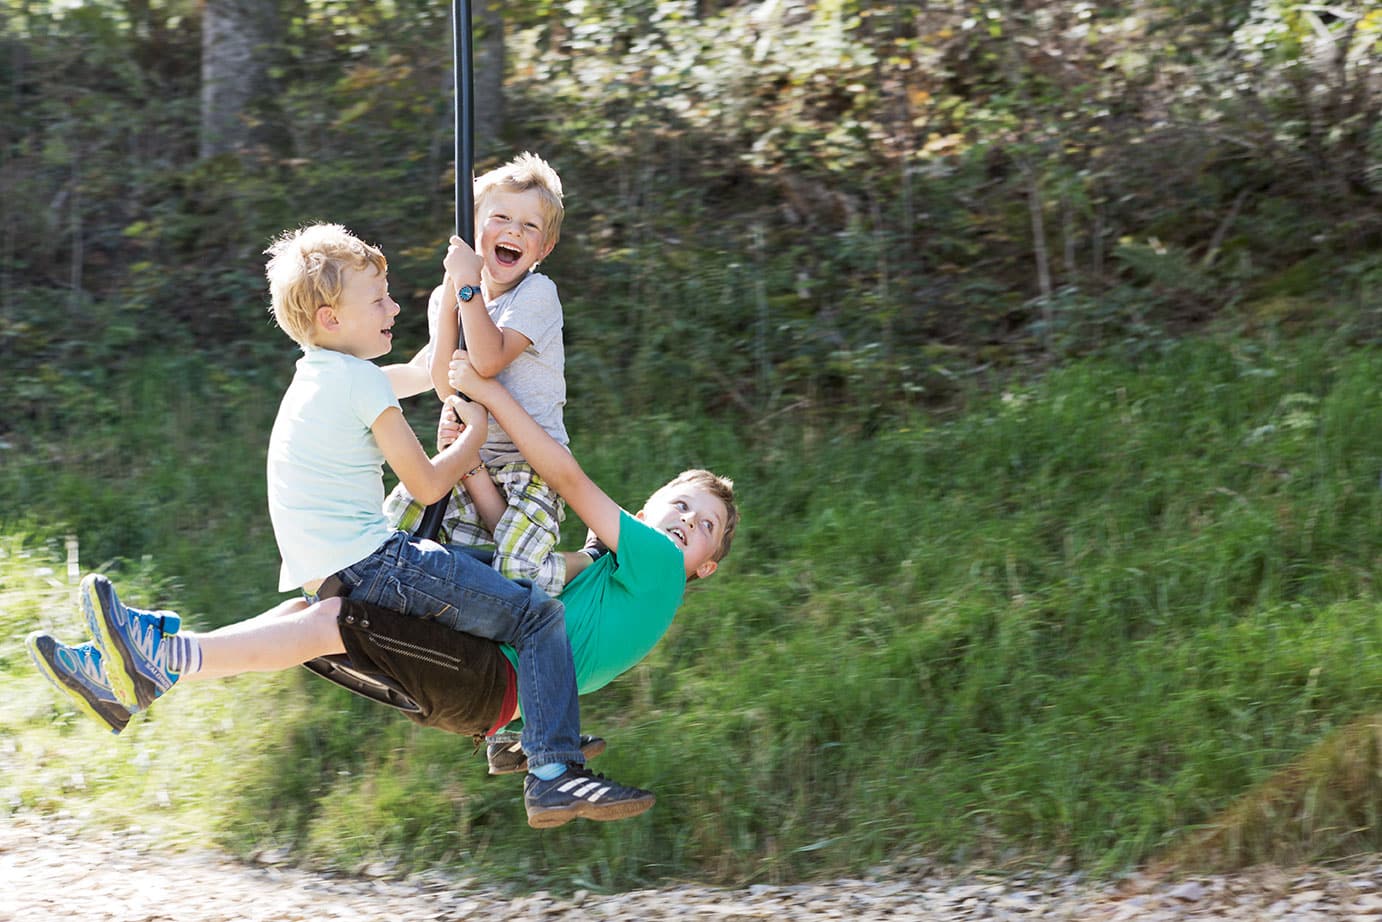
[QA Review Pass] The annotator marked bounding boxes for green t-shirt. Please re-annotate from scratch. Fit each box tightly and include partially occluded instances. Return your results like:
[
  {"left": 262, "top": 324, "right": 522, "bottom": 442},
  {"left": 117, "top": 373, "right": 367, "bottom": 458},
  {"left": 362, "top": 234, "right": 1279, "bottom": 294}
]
[{"left": 501, "top": 509, "right": 686, "bottom": 694}]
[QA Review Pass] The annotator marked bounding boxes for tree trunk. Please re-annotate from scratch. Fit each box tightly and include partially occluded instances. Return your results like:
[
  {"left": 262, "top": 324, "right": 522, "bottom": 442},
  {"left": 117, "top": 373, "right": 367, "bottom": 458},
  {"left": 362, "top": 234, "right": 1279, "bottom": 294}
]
[
  {"left": 473, "top": 0, "right": 505, "bottom": 153},
  {"left": 199, "top": 0, "right": 279, "bottom": 159}
]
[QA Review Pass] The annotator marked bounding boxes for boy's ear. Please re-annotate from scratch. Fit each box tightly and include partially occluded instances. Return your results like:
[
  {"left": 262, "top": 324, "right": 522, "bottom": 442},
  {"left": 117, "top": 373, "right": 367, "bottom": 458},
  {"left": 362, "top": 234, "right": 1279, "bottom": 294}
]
[
  {"left": 315, "top": 304, "right": 340, "bottom": 332},
  {"left": 693, "top": 559, "right": 718, "bottom": 581}
]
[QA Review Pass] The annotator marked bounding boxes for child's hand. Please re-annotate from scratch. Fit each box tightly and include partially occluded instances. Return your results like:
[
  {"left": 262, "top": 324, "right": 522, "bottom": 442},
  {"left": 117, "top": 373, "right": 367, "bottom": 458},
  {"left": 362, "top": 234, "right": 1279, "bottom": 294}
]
[
  {"left": 452, "top": 393, "right": 488, "bottom": 432},
  {"left": 436, "top": 398, "right": 464, "bottom": 451},
  {"left": 448, "top": 349, "right": 493, "bottom": 398},
  {"left": 443, "top": 236, "right": 483, "bottom": 286},
  {"left": 436, "top": 395, "right": 488, "bottom": 451}
]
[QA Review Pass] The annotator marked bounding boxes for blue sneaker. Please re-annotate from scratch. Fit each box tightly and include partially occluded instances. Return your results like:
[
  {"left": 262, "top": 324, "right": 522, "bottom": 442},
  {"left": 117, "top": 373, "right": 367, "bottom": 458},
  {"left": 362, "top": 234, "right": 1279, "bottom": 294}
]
[
  {"left": 81, "top": 573, "right": 182, "bottom": 711},
  {"left": 27, "top": 632, "right": 136, "bottom": 734}
]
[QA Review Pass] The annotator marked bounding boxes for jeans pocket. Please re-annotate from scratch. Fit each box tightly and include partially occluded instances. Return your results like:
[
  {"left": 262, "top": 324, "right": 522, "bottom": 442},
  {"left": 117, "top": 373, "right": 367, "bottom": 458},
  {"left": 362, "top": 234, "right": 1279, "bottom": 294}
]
[{"left": 380, "top": 573, "right": 456, "bottom": 623}]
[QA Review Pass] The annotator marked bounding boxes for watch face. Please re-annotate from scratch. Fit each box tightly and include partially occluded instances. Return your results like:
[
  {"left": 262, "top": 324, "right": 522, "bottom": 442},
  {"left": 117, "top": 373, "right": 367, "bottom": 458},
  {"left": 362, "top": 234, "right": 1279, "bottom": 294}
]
[{"left": 458, "top": 285, "right": 477, "bottom": 301}]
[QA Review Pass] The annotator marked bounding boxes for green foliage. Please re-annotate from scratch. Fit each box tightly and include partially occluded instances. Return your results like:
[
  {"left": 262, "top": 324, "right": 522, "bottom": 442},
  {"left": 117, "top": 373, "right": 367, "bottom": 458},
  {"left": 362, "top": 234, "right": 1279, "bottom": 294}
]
[
  {"left": 3, "top": 0, "right": 1378, "bottom": 415},
  {"left": 1, "top": 0, "right": 1380, "bottom": 892},
  {"left": 2, "top": 334, "right": 1380, "bottom": 886}
]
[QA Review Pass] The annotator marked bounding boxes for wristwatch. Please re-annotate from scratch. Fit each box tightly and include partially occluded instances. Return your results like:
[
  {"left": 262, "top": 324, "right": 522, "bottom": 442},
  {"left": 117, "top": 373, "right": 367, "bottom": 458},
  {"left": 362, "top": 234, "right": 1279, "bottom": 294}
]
[{"left": 456, "top": 284, "right": 480, "bottom": 302}]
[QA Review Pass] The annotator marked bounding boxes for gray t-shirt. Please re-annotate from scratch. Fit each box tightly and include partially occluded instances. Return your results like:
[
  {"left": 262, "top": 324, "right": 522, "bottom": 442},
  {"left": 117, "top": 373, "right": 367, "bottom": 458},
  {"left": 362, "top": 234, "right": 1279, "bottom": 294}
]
[{"left": 428, "top": 272, "right": 567, "bottom": 465}]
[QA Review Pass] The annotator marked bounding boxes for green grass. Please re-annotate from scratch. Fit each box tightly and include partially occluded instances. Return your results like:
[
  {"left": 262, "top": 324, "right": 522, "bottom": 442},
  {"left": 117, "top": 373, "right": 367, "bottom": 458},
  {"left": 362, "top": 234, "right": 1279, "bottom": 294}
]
[{"left": 0, "top": 334, "right": 1379, "bottom": 888}]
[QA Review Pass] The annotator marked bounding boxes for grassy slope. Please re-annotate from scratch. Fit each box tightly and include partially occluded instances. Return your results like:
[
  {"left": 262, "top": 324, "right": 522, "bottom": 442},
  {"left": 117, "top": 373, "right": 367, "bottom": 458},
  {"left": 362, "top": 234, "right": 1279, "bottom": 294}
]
[{"left": 0, "top": 334, "right": 1379, "bottom": 888}]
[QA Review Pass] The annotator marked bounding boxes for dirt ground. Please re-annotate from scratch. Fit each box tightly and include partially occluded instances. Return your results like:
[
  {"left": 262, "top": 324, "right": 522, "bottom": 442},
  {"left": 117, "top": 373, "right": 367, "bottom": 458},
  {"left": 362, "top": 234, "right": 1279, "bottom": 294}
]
[{"left": 4, "top": 814, "right": 1382, "bottom": 921}]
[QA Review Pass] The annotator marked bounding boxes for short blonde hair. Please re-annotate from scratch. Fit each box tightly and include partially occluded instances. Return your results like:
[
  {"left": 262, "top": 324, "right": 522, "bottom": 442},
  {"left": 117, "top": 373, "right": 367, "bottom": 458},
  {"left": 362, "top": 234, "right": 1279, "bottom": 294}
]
[
  {"left": 651, "top": 469, "right": 739, "bottom": 565},
  {"left": 474, "top": 152, "right": 565, "bottom": 246},
  {"left": 265, "top": 223, "right": 387, "bottom": 348}
]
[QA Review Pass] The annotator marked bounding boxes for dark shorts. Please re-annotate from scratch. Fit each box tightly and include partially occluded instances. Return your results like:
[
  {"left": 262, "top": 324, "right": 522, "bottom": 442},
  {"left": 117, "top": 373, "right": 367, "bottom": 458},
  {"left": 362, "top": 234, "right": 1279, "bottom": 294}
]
[{"left": 331, "top": 597, "right": 512, "bottom": 737}]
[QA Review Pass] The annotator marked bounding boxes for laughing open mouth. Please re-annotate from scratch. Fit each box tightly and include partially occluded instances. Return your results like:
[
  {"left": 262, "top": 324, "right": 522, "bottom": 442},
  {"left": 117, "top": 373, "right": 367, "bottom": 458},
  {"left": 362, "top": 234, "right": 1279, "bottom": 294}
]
[{"left": 495, "top": 243, "right": 522, "bottom": 266}]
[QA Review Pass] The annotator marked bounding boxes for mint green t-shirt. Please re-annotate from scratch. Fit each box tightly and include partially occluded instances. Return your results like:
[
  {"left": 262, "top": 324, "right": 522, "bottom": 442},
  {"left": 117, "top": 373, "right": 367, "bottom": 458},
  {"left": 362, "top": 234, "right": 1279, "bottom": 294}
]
[
  {"left": 267, "top": 349, "right": 400, "bottom": 590},
  {"left": 501, "top": 509, "right": 686, "bottom": 694}
]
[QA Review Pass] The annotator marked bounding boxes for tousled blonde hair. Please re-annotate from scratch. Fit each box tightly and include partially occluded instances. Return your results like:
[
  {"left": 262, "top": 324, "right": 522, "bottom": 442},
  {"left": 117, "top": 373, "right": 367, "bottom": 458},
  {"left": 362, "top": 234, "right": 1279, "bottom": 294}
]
[
  {"left": 474, "top": 152, "right": 565, "bottom": 246},
  {"left": 265, "top": 223, "right": 387, "bottom": 348}
]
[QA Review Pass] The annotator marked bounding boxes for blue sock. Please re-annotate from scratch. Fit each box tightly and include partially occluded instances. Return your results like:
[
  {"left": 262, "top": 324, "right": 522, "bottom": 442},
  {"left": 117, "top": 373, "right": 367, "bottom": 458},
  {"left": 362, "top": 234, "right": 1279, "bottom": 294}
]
[{"left": 531, "top": 762, "right": 567, "bottom": 781}]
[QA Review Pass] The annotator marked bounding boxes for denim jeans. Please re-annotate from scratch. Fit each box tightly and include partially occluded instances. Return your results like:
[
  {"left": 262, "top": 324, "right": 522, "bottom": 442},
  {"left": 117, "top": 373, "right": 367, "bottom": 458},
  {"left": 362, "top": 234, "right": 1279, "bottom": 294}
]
[{"left": 333, "top": 530, "right": 583, "bottom": 770}]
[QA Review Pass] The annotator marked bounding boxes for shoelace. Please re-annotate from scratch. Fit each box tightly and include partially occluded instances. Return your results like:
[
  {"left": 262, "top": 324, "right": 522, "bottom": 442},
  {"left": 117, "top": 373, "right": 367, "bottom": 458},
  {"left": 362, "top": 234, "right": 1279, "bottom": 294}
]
[
  {"left": 59, "top": 644, "right": 111, "bottom": 688},
  {"left": 129, "top": 609, "right": 164, "bottom": 659},
  {"left": 567, "top": 765, "right": 615, "bottom": 783}
]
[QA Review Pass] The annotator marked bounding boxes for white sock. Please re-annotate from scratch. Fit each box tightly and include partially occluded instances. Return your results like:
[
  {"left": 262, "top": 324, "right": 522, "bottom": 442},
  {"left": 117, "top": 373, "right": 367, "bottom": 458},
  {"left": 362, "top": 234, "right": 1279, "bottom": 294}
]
[{"left": 163, "top": 634, "right": 202, "bottom": 676}]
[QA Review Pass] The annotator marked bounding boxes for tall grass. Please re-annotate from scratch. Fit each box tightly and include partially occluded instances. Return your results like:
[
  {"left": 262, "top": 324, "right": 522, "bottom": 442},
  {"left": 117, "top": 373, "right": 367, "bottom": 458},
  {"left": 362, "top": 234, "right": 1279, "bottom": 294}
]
[{"left": 1, "top": 335, "right": 1379, "bottom": 887}]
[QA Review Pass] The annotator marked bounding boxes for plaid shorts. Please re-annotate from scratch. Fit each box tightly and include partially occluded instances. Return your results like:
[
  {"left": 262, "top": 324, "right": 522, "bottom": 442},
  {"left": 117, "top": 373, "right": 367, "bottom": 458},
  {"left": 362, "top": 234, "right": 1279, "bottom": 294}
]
[{"left": 383, "top": 461, "right": 567, "bottom": 596}]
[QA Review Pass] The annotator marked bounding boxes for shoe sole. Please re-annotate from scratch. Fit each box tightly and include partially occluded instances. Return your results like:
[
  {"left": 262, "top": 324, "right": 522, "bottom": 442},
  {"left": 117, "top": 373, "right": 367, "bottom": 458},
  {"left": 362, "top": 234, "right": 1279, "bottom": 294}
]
[
  {"left": 490, "top": 737, "right": 608, "bottom": 775},
  {"left": 526, "top": 792, "right": 656, "bottom": 829},
  {"left": 26, "top": 632, "right": 129, "bottom": 734},
  {"left": 82, "top": 574, "right": 153, "bottom": 711}
]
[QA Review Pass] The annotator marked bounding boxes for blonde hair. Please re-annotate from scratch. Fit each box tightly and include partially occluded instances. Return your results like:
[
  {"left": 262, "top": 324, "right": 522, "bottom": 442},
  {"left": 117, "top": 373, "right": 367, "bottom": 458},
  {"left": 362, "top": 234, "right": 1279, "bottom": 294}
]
[
  {"left": 653, "top": 469, "right": 740, "bottom": 565},
  {"left": 474, "top": 152, "right": 565, "bottom": 245},
  {"left": 264, "top": 223, "right": 387, "bottom": 348}
]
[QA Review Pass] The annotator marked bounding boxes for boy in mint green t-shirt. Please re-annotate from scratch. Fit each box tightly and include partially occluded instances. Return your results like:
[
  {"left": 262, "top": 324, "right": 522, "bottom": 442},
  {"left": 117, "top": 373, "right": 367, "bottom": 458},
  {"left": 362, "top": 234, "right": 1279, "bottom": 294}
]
[{"left": 28, "top": 357, "right": 739, "bottom": 783}]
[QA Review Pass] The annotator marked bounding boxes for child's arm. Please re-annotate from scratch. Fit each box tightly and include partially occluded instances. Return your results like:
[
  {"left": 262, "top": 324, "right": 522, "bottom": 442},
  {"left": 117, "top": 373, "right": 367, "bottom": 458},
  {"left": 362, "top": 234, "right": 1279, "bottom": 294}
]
[
  {"left": 428, "top": 280, "right": 461, "bottom": 400},
  {"left": 449, "top": 352, "right": 623, "bottom": 551},
  {"left": 373, "top": 395, "right": 487, "bottom": 504},
  {"left": 442, "top": 236, "right": 533, "bottom": 378},
  {"left": 383, "top": 345, "right": 434, "bottom": 399},
  {"left": 434, "top": 404, "right": 507, "bottom": 535}
]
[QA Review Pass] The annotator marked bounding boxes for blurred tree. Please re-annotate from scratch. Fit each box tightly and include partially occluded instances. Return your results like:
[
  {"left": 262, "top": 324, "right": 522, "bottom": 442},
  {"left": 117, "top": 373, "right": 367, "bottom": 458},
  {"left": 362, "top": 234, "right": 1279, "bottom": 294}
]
[
  {"left": 200, "top": 0, "right": 281, "bottom": 158},
  {"left": 475, "top": 0, "right": 505, "bottom": 153}
]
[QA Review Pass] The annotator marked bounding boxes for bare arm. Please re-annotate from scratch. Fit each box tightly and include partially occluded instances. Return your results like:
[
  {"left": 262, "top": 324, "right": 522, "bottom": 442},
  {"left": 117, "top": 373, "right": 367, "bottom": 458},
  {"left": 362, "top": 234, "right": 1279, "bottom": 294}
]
[
  {"left": 373, "top": 396, "right": 487, "bottom": 505},
  {"left": 429, "top": 282, "right": 460, "bottom": 400},
  {"left": 451, "top": 353, "right": 623, "bottom": 551},
  {"left": 442, "top": 236, "right": 532, "bottom": 378},
  {"left": 383, "top": 345, "right": 435, "bottom": 399},
  {"left": 435, "top": 405, "right": 507, "bottom": 535}
]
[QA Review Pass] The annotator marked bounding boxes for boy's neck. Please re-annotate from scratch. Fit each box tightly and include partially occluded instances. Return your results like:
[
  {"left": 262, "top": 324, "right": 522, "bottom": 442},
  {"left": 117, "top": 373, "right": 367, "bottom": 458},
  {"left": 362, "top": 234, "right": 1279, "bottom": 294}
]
[
  {"left": 483, "top": 269, "right": 531, "bottom": 300},
  {"left": 306, "top": 340, "right": 361, "bottom": 360}
]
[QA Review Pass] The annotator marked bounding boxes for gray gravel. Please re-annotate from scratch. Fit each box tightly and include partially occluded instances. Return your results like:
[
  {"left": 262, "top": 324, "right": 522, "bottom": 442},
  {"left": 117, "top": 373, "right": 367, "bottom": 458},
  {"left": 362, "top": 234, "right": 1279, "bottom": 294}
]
[{"left": 4, "top": 815, "right": 1382, "bottom": 920}]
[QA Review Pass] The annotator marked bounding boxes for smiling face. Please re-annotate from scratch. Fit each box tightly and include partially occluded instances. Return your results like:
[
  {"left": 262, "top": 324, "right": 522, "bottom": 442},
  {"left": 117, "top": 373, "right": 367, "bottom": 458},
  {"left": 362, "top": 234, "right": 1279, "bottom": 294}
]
[
  {"left": 638, "top": 483, "right": 731, "bottom": 581},
  {"left": 315, "top": 265, "right": 399, "bottom": 359},
  {"left": 476, "top": 187, "right": 556, "bottom": 296}
]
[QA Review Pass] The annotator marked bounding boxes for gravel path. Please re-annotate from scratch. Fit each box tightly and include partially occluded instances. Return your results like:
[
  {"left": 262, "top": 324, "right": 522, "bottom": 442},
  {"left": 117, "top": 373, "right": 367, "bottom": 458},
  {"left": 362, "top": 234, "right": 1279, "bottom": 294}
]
[{"left": 4, "top": 814, "right": 1382, "bottom": 920}]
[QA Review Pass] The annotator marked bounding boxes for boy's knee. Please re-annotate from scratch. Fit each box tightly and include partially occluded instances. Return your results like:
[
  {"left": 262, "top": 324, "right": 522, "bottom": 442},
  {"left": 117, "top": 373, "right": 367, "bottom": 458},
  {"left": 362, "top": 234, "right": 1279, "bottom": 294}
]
[{"left": 494, "top": 553, "right": 563, "bottom": 599}]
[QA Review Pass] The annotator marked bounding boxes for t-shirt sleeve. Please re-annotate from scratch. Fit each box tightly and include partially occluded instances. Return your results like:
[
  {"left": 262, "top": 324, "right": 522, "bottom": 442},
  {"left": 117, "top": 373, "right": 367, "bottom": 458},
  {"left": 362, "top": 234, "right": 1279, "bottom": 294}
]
[
  {"left": 610, "top": 510, "right": 685, "bottom": 599},
  {"left": 491, "top": 274, "right": 561, "bottom": 353},
  {"left": 351, "top": 360, "right": 402, "bottom": 428}
]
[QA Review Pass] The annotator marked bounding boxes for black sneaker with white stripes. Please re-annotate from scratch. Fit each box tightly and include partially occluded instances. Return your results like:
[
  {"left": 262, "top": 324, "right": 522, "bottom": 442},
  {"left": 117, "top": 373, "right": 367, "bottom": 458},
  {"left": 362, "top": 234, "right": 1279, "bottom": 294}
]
[
  {"left": 523, "top": 764, "right": 656, "bottom": 829},
  {"left": 487, "top": 731, "right": 608, "bottom": 775}
]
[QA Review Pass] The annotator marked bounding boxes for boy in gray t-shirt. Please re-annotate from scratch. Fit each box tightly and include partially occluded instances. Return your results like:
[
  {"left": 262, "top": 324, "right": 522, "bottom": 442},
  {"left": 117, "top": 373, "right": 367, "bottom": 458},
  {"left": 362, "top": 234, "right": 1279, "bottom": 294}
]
[{"left": 385, "top": 152, "right": 571, "bottom": 596}]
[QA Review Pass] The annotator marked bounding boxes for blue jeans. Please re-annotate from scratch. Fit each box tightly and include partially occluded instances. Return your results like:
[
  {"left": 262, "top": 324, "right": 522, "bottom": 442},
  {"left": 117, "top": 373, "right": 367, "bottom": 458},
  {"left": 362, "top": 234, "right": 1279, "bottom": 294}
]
[{"left": 333, "top": 531, "right": 583, "bottom": 770}]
